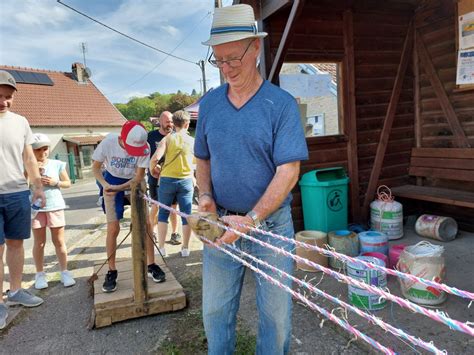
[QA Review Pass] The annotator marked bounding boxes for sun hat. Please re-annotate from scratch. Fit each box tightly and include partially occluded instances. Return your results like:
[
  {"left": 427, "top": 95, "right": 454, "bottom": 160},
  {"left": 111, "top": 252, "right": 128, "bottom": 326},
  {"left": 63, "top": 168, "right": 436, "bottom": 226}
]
[
  {"left": 0, "top": 70, "right": 17, "bottom": 90},
  {"left": 32, "top": 133, "right": 51, "bottom": 149},
  {"left": 202, "top": 4, "right": 267, "bottom": 46},
  {"left": 120, "top": 120, "right": 150, "bottom": 156}
]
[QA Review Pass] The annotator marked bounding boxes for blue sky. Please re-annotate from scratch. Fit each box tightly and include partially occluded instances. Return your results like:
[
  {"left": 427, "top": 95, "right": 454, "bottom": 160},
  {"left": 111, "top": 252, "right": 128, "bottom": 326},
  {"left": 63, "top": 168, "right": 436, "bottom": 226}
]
[{"left": 0, "top": 0, "right": 233, "bottom": 103}]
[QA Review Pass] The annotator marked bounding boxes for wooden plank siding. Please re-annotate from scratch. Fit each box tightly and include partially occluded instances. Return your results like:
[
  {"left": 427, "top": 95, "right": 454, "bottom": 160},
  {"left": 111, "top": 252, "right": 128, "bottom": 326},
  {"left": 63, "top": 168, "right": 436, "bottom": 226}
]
[
  {"left": 257, "top": 0, "right": 416, "bottom": 229},
  {"left": 411, "top": 1, "right": 474, "bottom": 229},
  {"left": 416, "top": 4, "right": 474, "bottom": 149},
  {"left": 240, "top": 0, "right": 474, "bottom": 231}
]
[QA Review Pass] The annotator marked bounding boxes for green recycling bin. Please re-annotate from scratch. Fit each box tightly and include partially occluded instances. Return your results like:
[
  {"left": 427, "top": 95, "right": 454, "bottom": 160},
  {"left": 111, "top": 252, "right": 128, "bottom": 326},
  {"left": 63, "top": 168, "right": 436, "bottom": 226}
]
[{"left": 299, "top": 167, "right": 349, "bottom": 233}]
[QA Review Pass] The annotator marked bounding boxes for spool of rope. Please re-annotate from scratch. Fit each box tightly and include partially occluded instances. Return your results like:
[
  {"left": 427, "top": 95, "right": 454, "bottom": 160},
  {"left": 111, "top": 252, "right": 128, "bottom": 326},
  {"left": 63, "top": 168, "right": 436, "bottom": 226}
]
[
  {"left": 415, "top": 214, "right": 458, "bottom": 242},
  {"left": 295, "top": 231, "right": 328, "bottom": 272},
  {"left": 370, "top": 185, "right": 403, "bottom": 240},
  {"left": 398, "top": 242, "right": 447, "bottom": 305},
  {"left": 328, "top": 230, "right": 359, "bottom": 269}
]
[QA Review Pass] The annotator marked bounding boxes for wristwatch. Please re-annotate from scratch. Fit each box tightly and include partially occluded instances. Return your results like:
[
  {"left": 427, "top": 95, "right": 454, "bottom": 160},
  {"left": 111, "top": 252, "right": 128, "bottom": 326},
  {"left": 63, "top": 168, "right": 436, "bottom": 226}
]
[{"left": 246, "top": 210, "right": 262, "bottom": 228}]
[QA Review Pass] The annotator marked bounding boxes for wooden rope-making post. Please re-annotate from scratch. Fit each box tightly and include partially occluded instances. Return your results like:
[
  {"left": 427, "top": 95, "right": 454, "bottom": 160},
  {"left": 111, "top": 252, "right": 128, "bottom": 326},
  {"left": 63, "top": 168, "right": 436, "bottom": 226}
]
[{"left": 130, "top": 181, "right": 148, "bottom": 309}]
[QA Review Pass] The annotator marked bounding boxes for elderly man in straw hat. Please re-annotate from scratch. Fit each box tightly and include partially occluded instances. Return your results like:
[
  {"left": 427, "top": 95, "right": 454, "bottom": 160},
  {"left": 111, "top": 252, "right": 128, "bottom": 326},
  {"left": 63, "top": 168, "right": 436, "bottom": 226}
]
[{"left": 194, "top": 4, "right": 308, "bottom": 354}]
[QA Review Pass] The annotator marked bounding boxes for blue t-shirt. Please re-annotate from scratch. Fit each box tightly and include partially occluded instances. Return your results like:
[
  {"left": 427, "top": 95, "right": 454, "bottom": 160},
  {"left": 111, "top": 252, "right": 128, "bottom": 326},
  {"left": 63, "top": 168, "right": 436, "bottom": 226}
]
[{"left": 194, "top": 80, "right": 308, "bottom": 213}]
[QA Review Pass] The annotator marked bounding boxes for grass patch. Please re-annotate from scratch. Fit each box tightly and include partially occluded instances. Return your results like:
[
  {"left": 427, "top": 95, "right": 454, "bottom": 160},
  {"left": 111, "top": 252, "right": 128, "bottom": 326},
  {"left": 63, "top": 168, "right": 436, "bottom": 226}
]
[
  {"left": 157, "top": 310, "right": 255, "bottom": 355},
  {"left": 156, "top": 273, "right": 256, "bottom": 354},
  {"left": 235, "top": 325, "right": 257, "bottom": 355}
]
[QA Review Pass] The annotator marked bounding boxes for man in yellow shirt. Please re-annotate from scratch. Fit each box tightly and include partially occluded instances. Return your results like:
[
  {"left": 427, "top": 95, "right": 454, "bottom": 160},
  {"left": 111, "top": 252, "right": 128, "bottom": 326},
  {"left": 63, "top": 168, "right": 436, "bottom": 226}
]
[{"left": 149, "top": 111, "right": 194, "bottom": 257}]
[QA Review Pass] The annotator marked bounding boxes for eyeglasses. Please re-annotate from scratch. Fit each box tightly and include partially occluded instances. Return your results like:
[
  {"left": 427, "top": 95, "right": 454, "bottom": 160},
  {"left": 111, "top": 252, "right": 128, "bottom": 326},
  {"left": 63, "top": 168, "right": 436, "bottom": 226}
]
[{"left": 208, "top": 41, "right": 254, "bottom": 68}]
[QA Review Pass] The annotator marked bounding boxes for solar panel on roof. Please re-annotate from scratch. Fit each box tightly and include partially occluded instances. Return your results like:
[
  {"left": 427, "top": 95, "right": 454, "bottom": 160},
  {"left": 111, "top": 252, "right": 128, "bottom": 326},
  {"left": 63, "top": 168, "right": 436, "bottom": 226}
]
[
  {"left": 18, "top": 71, "right": 40, "bottom": 84},
  {"left": 3, "top": 69, "right": 54, "bottom": 86},
  {"left": 34, "top": 73, "right": 54, "bottom": 85},
  {"left": 7, "top": 70, "right": 23, "bottom": 82}
]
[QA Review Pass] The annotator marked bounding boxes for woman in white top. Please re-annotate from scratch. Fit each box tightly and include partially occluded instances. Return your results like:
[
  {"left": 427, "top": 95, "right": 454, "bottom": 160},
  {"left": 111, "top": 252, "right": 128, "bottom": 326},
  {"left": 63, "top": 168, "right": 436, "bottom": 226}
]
[{"left": 29, "top": 133, "right": 75, "bottom": 289}]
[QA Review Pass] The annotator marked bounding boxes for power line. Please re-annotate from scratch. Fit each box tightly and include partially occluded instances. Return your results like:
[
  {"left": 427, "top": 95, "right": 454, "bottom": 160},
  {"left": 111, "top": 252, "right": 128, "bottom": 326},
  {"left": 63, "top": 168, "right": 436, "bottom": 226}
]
[
  {"left": 57, "top": 0, "right": 197, "bottom": 65},
  {"left": 106, "top": 11, "right": 211, "bottom": 96}
]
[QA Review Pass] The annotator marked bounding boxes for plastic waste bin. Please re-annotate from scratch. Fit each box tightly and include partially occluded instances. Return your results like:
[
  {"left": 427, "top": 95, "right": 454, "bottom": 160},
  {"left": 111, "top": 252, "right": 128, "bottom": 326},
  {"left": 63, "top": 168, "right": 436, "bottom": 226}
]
[{"left": 299, "top": 167, "right": 349, "bottom": 232}]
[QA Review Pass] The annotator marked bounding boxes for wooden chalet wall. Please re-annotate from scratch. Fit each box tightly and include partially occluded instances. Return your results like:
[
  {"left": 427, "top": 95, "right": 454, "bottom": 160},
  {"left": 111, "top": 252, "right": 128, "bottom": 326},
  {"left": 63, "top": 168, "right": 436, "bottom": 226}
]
[
  {"left": 412, "top": 1, "right": 474, "bottom": 230},
  {"left": 249, "top": 0, "right": 417, "bottom": 231}
]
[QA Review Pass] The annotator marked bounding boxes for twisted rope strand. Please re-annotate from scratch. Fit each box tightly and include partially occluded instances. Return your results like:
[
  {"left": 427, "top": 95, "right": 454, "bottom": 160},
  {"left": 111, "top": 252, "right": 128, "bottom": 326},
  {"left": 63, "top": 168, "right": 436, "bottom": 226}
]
[
  {"left": 225, "top": 243, "right": 445, "bottom": 355},
  {"left": 201, "top": 236, "right": 396, "bottom": 355},
  {"left": 143, "top": 195, "right": 474, "bottom": 337},
  {"left": 248, "top": 226, "right": 474, "bottom": 300}
]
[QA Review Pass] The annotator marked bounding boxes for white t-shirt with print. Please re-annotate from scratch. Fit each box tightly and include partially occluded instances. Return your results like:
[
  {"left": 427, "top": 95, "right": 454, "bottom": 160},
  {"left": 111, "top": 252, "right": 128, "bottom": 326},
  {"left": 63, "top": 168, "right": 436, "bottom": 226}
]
[{"left": 92, "top": 133, "right": 150, "bottom": 179}]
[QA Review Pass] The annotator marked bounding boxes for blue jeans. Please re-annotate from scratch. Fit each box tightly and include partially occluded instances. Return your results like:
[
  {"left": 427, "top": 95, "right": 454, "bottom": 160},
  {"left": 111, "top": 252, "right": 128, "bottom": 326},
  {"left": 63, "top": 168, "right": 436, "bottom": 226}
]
[
  {"left": 158, "top": 177, "right": 193, "bottom": 225},
  {"left": 203, "top": 205, "right": 294, "bottom": 355}
]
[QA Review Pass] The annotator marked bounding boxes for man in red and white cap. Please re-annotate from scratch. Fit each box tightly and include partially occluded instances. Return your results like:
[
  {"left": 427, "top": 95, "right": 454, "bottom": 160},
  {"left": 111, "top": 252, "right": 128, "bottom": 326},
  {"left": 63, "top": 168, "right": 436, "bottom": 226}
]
[{"left": 92, "top": 121, "right": 165, "bottom": 293}]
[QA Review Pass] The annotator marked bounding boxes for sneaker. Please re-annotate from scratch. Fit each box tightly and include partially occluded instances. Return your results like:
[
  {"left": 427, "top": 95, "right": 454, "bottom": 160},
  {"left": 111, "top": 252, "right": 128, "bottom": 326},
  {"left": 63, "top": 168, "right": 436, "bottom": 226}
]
[
  {"left": 169, "top": 233, "right": 182, "bottom": 245},
  {"left": 158, "top": 247, "right": 167, "bottom": 257},
  {"left": 34, "top": 272, "right": 48, "bottom": 290},
  {"left": 60, "top": 270, "right": 76, "bottom": 287},
  {"left": 102, "top": 270, "right": 118, "bottom": 293},
  {"left": 181, "top": 248, "right": 190, "bottom": 257},
  {"left": 6, "top": 289, "right": 43, "bottom": 308},
  {"left": 147, "top": 263, "right": 166, "bottom": 283},
  {"left": 0, "top": 304, "right": 7, "bottom": 330}
]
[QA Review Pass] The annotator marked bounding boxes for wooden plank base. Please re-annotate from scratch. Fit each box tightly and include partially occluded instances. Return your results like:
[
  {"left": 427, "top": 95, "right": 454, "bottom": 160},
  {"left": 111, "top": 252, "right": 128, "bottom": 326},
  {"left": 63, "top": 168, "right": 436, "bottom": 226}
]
[{"left": 93, "top": 257, "right": 186, "bottom": 328}]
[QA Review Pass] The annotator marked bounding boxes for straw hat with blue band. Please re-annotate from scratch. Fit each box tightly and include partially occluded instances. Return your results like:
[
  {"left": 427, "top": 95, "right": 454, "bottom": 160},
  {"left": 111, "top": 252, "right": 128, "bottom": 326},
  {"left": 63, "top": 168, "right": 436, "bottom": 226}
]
[{"left": 202, "top": 4, "right": 267, "bottom": 46}]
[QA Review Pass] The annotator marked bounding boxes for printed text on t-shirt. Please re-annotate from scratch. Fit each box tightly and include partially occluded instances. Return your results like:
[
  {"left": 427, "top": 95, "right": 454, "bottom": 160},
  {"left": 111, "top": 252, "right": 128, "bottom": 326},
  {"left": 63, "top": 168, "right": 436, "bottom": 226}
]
[{"left": 110, "top": 156, "right": 137, "bottom": 169}]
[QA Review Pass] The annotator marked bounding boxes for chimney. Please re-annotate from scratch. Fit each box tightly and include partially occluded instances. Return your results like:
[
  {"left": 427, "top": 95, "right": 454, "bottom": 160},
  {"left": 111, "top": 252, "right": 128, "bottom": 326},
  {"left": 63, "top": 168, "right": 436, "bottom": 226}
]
[{"left": 72, "top": 62, "right": 86, "bottom": 83}]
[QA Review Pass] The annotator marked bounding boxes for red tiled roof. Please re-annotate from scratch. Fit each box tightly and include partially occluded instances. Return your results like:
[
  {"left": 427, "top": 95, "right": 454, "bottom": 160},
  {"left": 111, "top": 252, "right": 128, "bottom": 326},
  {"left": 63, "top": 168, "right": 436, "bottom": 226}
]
[
  {"left": 63, "top": 135, "right": 105, "bottom": 145},
  {"left": 313, "top": 63, "right": 337, "bottom": 83},
  {"left": 0, "top": 65, "right": 126, "bottom": 127}
]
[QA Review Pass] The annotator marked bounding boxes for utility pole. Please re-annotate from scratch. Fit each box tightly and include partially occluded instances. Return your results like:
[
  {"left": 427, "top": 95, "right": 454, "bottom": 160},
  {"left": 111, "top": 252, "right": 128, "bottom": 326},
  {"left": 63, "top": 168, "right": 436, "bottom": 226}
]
[
  {"left": 199, "top": 60, "right": 207, "bottom": 94},
  {"left": 214, "top": 0, "right": 225, "bottom": 85}
]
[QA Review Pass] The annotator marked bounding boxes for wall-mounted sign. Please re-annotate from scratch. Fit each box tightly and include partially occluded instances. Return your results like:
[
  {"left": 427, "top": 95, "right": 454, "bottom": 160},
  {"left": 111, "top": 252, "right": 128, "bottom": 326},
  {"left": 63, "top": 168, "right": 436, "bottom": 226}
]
[
  {"left": 459, "top": 11, "right": 474, "bottom": 50},
  {"left": 456, "top": 49, "right": 474, "bottom": 85}
]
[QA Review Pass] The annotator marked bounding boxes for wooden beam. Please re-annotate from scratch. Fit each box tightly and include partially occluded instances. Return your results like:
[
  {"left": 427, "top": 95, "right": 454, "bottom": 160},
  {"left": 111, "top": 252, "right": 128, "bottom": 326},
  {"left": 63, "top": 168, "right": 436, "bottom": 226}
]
[
  {"left": 362, "top": 22, "right": 414, "bottom": 214},
  {"left": 409, "top": 166, "right": 474, "bottom": 181},
  {"left": 391, "top": 185, "right": 474, "bottom": 209},
  {"left": 131, "top": 181, "right": 148, "bottom": 305},
  {"left": 261, "top": 0, "right": 291, "bottom": 19},
  {"left": 411, "top": 156, "right": 474, "bottom": 170},
  {"left": 413, "top": 26, "right": 422, "bottom": 186},
  {"left": 342, "top": 9, "right": 361, "bottom": 222},
  {"left": 413, "top": 31, "right": 421, "bottom": 149},
  {"left": 412, "top": 147, "right": 474, "bottom": 159},
  {"left": 416, "top": 32, "right": 471, "bottom": 148},
  {"left": 268, "top": 0, "right": 305, "bottom": 83}
]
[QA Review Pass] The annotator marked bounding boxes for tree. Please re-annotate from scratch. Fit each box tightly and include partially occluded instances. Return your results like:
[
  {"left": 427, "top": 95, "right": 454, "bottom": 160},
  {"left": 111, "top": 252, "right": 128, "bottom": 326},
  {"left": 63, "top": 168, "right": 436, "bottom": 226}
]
[
  {"left": 126, "top": 97, "right": 156, "bottom": 121},
  {"left": 115, "top": 103, "right": 129, "bottom": 118},
  {"left": 154, "top": 93, "right": 173, "bottom": 116},
  {"left": 191, "top": 89, "right": 197, "bottom": 96},
  {"left": 167, "top": 92, "right": 196, "bottom": 113},
  {"left": 114, "top": 97, "right": 155, "bottom": 131},
  {"left": 114, "top": 90, "right": 197, "bottom": 130}
]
